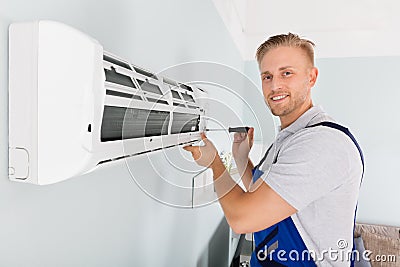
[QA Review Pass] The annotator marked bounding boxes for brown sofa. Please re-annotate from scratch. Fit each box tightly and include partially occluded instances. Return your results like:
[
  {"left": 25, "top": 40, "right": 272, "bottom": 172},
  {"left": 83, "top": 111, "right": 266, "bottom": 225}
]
[{"left": 354, "top": 223, "right": 400, "bottom": 267}]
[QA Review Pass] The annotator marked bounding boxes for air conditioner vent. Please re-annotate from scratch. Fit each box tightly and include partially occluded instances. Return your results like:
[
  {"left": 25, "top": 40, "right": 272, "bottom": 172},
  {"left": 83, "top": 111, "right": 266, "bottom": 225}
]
[
  {"left": 137, "top": 80, "right": 162, "bottom": 95},
  {"left": 103, "top": 55, "right": 132, "bottom": 70},
  {"left": 171, "top": 90, "right": 181, "bottom": 99},
  {"left": 106, "top": 89, "right": 142, "bottom": 100},
  {"left": 179, "top": 83, "right": 193, "bottom": 92},
  {"left": 146, "top": 97, "right": 169, "bottom": 105},
  {"left": 171, "top": 113, "right": 200, "bottom": 134},
  {"left": 101, "top": 106, "right": 170, "bottom": 142},
  {"left": 105, "top": 67, "right": 136, "bottom": 88},
  {"left": 133, "top": 66, "right": 157, "bottom": 79},
  {"left": 173, "top": 102, "right": 186, "bottom": 107},
  {"left": 182, "top": 93, "right": 195, "bottom": 103}
]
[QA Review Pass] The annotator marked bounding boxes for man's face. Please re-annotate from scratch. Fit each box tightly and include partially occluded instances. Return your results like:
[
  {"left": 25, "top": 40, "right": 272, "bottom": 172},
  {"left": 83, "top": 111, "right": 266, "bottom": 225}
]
[{"left": 259, "top": 46, "right": 318, "bottom": 125}]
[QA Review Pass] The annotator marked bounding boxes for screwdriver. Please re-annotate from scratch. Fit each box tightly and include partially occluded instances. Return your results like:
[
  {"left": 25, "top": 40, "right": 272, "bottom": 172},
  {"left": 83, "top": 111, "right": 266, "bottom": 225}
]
[{"left": 205, "top": 126, "right": 250, "bottom": 133}]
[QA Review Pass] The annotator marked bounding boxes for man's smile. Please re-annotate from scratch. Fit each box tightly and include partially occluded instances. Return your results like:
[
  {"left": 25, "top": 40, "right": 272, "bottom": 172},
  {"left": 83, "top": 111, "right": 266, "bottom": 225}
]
[{"left": 270, "top": 94, "right": 289, "bottom": 102}]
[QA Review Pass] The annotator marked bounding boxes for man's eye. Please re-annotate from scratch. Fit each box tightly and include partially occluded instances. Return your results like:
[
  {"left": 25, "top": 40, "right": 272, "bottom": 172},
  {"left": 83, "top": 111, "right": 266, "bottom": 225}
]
[
  {"left": 283, "top": 71, "right": 292, "bottom": 76},
  {"left": 264, "top": 75, "right": 272, "bottom": 80}
]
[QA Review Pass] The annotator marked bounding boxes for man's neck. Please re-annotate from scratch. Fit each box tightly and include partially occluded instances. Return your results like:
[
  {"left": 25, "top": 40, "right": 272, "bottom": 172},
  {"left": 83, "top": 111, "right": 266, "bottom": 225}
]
[{"left": 280, "top": 102, "right": 313, "bottom": 129}]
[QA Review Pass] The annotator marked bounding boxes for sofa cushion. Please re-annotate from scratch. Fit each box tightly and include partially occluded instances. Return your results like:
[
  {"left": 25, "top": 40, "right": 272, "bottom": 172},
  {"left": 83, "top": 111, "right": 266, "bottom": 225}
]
[
  {"left": 354, "top": 223, "right": 400, "bottom": 267},
  {"left": 355, "top": 223, "right": 400, "bottom": 239}
]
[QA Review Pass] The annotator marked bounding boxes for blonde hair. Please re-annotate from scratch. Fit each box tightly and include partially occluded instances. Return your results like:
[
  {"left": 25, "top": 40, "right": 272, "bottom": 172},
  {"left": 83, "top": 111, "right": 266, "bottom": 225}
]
[{"left": 256, "top": 33, "right": 315, "bottom": 66}]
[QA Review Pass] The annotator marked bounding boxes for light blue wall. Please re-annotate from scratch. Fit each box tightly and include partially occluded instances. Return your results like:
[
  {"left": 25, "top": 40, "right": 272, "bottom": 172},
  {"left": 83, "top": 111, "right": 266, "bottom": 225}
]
[
  {"left": 0, "top": 1, "right": 244, "bottom": 266},
  {"left": 245, "top": 57, "right": 400, "bottom": 226},
  {"left": 244, "top": 60, "right": 276, "bottom": 144}
]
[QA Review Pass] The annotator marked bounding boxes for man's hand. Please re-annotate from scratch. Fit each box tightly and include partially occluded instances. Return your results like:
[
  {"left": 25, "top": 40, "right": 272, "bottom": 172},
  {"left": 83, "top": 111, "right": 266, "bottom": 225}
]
[
  {"left": 183, "top": 133, "right": 220, "bottom": 168},
  {"left": 232, "top": 127, "right": 254, "bottom": 164}
]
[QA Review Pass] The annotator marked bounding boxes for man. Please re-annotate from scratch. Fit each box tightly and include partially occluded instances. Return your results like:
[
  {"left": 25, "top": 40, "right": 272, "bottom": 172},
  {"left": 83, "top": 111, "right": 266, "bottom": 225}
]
[{"left": 184, "top": 33, "right": 363, "bottom": 266}]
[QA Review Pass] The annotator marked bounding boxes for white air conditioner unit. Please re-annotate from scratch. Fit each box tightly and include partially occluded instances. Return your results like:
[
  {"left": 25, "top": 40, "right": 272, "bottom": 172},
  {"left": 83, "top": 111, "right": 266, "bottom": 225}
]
[{"left": 8, "top": 20, "right": 208, "bottom": 185}]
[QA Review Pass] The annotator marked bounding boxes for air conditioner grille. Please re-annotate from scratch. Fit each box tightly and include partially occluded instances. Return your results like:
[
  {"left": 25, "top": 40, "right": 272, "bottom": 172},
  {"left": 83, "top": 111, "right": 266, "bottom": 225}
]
[
  {"left": 171, "top": 90, "right": 181, "bottom": 99},
  {"left": 104, "top": 68, "right": 136, "bottom": 88},
  {"left": 182, "top": 93, "right": 195, "bottom": 103},
  {"left": 101, "top": 106, "right": 170, "bottom": 142},
  {"left": 171, "top": 113, "right": 200, "bottom": 134},
  {"left": 137, "top": 80, "right": 162, "bottom": 95}
]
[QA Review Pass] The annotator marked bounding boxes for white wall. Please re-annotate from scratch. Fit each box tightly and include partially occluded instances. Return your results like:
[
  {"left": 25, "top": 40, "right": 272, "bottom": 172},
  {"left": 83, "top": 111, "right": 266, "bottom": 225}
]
[
  {"left": 245, "top": 57, "right": 400, "bottom": 226},
  {"left": 0, "top": 1, "right": 244, "bottom": 266}
]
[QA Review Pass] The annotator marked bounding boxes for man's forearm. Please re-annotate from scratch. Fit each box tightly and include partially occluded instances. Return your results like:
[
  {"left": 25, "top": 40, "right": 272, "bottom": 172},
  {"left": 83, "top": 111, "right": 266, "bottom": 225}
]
[
  {"left": 210, "top": 158, "right": 245, "bottom": 224},
  {"left": 211, "top": 158, "right": 238, "bottom": 198},
  {"left": 235, "top": 158, "right": 254, "bottom": 191}
]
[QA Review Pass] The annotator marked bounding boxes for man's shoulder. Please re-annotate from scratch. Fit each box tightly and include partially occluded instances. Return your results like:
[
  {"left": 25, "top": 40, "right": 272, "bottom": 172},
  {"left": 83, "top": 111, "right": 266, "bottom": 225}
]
[{"left": 282, "top": 120, "right": 357, "bottom": 157}]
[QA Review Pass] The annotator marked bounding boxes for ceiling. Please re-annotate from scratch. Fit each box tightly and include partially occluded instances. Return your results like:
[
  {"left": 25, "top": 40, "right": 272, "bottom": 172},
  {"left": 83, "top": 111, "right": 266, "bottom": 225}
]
[{"left": 212, "top": 0, "right": 400, "bottom": 60}]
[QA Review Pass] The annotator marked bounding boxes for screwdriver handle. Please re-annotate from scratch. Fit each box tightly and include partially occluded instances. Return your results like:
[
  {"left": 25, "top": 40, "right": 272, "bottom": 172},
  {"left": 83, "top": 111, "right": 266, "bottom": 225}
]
[{"left": 228, "top": 127, "right": 250, "bottom": 133}]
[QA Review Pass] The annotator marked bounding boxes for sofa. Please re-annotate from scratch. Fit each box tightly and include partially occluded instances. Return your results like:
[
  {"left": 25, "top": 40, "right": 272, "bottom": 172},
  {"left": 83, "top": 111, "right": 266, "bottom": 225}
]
[{"left": 354, "top": 222, "right": 400, "bottom": 267}]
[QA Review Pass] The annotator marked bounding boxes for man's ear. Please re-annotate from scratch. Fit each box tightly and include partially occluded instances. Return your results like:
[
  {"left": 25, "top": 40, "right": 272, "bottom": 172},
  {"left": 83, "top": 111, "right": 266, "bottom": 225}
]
[{"left": 309, "top": 67, "right": 318, "bottom": 87}]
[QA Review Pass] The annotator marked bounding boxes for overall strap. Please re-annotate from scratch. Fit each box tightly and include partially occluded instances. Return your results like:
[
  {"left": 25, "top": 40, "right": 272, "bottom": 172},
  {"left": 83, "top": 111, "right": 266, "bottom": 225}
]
[
  {"left": 307, "top": 121, "right": 364, "bottom": 267},
  {"left": 253, "top": 143, "right": 273, "bottom": 173},
  {"left": 254, "top": 121, "right": 364, "bottom": 177},
  {"left": 306, "top": 121, "right": 364, "bottom": 178}
]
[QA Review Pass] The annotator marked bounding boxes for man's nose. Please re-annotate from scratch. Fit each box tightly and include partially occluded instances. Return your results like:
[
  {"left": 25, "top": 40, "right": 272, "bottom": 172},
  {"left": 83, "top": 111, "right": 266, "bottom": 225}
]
[{"left": 271, "top": 76, "right": 284, "bottom": 91}]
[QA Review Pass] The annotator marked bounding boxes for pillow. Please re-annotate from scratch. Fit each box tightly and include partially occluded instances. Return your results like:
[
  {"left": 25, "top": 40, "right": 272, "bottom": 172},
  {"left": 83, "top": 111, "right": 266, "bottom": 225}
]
[
  {"left": 360, "top": 232, "right": 400, "bottom": 267},
  {"left": 353, "top": 236, "right": 372, "bottom": 267},
  {"left": 355, "top": 223, "right": 400, "bottom": 240}
]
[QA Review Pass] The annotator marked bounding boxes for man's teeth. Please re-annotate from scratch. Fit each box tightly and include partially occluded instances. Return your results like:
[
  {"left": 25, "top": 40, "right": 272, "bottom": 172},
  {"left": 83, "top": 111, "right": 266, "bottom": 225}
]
[{"left": 272, "top": 95, "right": 287, "bottom": 101}]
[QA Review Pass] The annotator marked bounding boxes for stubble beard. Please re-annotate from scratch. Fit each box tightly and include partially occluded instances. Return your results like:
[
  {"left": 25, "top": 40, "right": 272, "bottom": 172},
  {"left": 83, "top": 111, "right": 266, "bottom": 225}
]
[{"left": 268, "top": 91, "right": 308, "bottom": 117}]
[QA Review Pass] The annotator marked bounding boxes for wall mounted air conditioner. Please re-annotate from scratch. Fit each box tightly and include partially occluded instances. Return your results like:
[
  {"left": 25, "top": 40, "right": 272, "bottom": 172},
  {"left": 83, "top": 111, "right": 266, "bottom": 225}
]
[{"left": 8, "top": 20, "right": 208, "bottom": 185}]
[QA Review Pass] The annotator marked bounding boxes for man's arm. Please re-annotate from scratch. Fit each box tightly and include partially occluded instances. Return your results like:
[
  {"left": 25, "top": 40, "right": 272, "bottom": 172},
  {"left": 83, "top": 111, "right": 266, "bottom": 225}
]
[
  {"left": 232, "top": 128, "right": 255, "bottom": 191},
  {"left": 234, "top": 158, "right": 254, "bottom": 191},
  {"left": 184, "top": 133, "right": 297, "bottom": 234}
]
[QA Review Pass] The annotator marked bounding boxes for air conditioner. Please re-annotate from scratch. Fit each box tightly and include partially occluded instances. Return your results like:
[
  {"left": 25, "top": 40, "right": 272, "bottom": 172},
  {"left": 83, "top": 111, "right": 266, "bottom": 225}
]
[{"left": 8, "top": 20, "right": 208, "bottom": 185}]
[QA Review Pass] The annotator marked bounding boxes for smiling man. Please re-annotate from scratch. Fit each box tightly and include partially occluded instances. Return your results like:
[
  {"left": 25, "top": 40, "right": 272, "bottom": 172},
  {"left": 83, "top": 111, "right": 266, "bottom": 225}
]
[{"left": 184, "top": 33, "right": 364, "bottom": 266}]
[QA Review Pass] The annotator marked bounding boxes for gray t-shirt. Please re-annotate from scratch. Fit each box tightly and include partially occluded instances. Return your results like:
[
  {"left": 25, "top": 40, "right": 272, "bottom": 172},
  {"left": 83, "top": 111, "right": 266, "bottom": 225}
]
[{"left": 259, "top": 106, "right": 363, "bottom": 266}]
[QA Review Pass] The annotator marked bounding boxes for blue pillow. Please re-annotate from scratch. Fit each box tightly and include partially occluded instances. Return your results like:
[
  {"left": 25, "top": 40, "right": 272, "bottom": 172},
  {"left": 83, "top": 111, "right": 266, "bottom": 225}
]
[{"left": 354, "top": 236, "right": 371, "bottom": 267}]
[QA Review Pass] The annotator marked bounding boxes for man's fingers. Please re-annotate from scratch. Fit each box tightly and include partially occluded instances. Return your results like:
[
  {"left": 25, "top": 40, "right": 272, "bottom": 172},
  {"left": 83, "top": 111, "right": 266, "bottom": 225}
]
[
  {"left": 248, "top": 127, "right": 254, "bottom": 143},
  {"left": 183, "top": 145, "right": 202, "bottom": 162},
  {"left": 233, "top": 132, "right": 246, "bottom": 143},
  {"left": 183, "top": 145, "right": 196, "bottom": 152},
  {"left": 201, "top": 132, "right": 214, "bottom": 146}
]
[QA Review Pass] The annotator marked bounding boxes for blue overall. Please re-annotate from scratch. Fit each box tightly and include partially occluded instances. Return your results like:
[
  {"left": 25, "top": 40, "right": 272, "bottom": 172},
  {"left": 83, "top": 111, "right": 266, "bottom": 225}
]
[{"left": 250, "top": 122, "right": 364, "bottom": 267}]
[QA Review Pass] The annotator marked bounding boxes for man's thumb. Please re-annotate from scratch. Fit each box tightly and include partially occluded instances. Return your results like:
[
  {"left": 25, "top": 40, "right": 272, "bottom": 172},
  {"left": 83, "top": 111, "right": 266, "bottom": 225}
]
[{"left": 183, "top": 145, "right": 195, "bottom": 152}]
